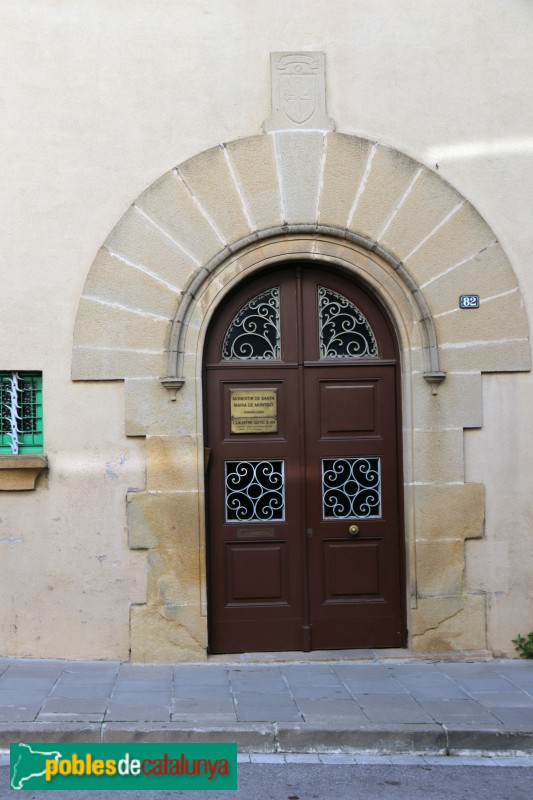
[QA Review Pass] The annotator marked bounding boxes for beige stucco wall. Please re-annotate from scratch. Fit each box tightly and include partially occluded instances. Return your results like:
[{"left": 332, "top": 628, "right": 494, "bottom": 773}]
[{"left": 1, "top": 0, "right": 532, "bottom": 659}]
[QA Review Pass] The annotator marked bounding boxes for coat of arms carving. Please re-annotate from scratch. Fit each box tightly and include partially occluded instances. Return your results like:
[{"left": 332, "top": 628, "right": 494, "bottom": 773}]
[
  {"left": 277, "top": 55, "right": 319, "bottom": 124},
  {"left": 264, "top": 51, "right": 335, "bottom": 133}
]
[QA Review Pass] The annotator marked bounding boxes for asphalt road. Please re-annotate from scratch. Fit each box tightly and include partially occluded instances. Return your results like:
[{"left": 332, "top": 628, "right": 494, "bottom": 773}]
[{"left": 2, "top": 761, "right": 533, "bottom": 799}]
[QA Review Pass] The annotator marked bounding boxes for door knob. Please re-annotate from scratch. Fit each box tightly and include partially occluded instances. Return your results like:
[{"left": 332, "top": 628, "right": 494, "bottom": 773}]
[{"left": 348, "top": 524, "right": 359, "bottom": 536}]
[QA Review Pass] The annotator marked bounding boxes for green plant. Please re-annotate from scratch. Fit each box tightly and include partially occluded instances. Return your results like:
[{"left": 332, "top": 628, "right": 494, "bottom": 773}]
[{"left": 512, "top": 631, "right": 533, "bottom": 659}]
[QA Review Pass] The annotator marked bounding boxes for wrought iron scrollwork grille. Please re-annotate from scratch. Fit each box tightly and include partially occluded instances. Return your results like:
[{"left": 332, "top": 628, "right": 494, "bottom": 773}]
[
  {"left": 225, "top": 460, "right": 285, "bottom": 522},
  {"left": 318, "top": 286, "right": 379, "bottom": 359},
  {"left": 0, "top": 372, "right": 43, "bottom": 454},
  {"left": 222, "top": 287, "right": 281, "bottom": 360},
  {"left": 322, "top": 457, "right": 381, "bottom": 519}
]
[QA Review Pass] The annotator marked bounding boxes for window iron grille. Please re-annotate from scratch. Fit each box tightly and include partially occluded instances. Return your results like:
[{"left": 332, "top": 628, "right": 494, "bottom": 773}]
[
  {"left": 225, "top": 459, "right": 285, "bottom": 522},
  {"left": 0, "top": 372, "right": 43, "bottom": 454},
  {"left": 222, "top": 287, "right": 281, "bottom": 360},
  {"left": 322, "top": 457, "right": 382, "bottom": 519},
  {"left": 318, "top": 286, "right": 379, "bottom": 359}
]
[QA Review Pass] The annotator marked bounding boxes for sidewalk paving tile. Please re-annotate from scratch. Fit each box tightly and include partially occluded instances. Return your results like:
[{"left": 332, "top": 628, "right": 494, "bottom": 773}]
[
  {"left": 119, "top": 664, "right": 173, "bottom": 679},
  {"left": 48, "top": 685, "right": 111, "bottom": 700},
  {"left": 173, "top": 667, "right": 229, "bottom": 685},
  {"left": 0, "top": 690, "right": 48, "bottom": 704},
  {"left": 281, "top": 666, "right": 340, "bottom": 685},
  {"left": 113, "top": 679, "right": 171, "bottom": 691},
  {"left": 289, "top": 684, "right": 352, "bottom": 700},
  {"left": 171, "top": 713, "right": 238, "bottom": 723},
  {"left": 173, "top": 685, "right": 231, "bottom": 699},
  {"left": 36, "top": 712, "right": 104, "bottom": 722},
  {"left": 415, "top": 698, "right": 502, "bottom": 725},
  {"left": 0, "top": 708, "right": 41, "bottom": 722},
  {"left": 333, "top": 665, "right": 396, "bottom": 680},
  {"left": 110, "top": 694, "right": 172, "bottom": 703},
  {"left": 447, "top": 677, "right": 521, "bottom": 693},
  {"left": 104, "top": 706, "right": 171, "bottom": 721},
  {"left": 171, "top": 698, "right": 236, "bottom": 715},
  {"left": 40, "top": 698, "right": 108, "bottom": 714},
  {"left": 471, "top": 691, "right": 533, "bottom": 708},
  {"left": 404, "top": 685, "right": 469, "bottom": 700},
  {"left": 235, "top": 707, "right": 301, "bottom": 722},
  {"left": 295, "top": 699, "right": 367, "bottom": 719},
  {"left": 0, "top": 677, "right": 58, "bottom": 691},
  {"left": 342, "top": 678, "right": 408, "bottom": 694},
  {"left": 490, "top": 708, "right": 533, "bottom": 726},
  {"left": 355, "top": 694, "right": 434, "bottom": 724}
]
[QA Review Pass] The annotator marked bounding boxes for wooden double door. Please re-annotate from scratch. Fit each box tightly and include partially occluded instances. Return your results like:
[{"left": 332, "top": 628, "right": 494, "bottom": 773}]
[{"left": 204, "top": 266, "right": 404, "bottom": 653}]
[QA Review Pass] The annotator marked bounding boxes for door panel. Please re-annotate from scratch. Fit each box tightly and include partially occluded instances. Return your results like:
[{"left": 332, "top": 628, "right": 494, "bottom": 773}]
[
  {"left": 304, "top": 365, "right": 402, "bottom": 648},
  {"left": 323, "top": 539, "right": 384, "bottom": 599},
  {"left": 321, "top": 382, "right": 381, "bottom": 436},
  {"left": 204, "top": 266, "right": 404, "bottom": 653},
  {"left": 225, "top": 542, "right": 289, "bottom": 603},
  {"left": 205, "top": 366, "right": 307, "bottom": 654}
]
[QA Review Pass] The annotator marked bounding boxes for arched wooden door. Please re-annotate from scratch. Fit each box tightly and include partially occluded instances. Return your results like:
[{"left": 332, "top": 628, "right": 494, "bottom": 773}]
[{"left": 204, "top": 265, "right": 405, "bottom": 653}]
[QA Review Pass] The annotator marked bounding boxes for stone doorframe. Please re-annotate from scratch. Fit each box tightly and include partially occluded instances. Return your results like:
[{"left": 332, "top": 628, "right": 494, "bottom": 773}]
[{"left": 72, "top": 132, "right": 530, "bottom": 661}]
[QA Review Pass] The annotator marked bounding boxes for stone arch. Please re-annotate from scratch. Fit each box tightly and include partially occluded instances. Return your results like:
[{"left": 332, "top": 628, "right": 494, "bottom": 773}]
[
  {"left": 163, "top": 225, "right": 444, "bottom": 397},
  {"left": 72, "top": 133, "right": 530, "bottom": 661}
]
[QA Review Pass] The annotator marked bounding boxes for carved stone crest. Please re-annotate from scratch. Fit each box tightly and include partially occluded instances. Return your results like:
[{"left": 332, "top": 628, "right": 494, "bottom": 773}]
[{"left": 264, "top": 52, "right": 335, "bottom": 132}]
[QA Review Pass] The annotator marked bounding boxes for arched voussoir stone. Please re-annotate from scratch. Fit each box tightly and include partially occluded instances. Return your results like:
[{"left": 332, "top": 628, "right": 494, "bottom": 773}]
[{"left": 72, "top": 131, "right": 530, "bottom": 386}]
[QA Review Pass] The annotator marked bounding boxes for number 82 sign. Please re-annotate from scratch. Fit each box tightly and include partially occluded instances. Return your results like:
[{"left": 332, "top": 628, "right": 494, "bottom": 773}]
[{"left": 459, "top": 294, "right": 480, "bottom": 309}]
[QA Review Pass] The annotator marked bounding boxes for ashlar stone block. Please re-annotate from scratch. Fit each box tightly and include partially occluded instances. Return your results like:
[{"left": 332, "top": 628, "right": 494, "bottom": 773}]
[
  {"left": 224, "top": 136, "right": 283, "bottom": 231},
  {"left": 411, "top": 595, "right": 486, "bottom": 653},
  {"left": 404, "top": 201, "right": 496, "bottom": 287},
  {"left": 83, "top": 248, "right": 180, "bottom": 320},
  {"left": 434, "top": 290, "right": 529, "bottom": 346},
  {"left": 74, "top": 297, "right": 170, "bottom": 352},
  {"left": 380, "top": 168, "right": 462, "bottom": 261},
  {"left": 439, "top": 338, "right": 531, "bottom": 373},
  {"left": 127, "top": 490, "right": 200, "bottom": 551},
  {"left": 130, "top": 605, "right": 206, "bottom": 663},
  {"left": 275, "top": 131, "right": 324, "bottom": 224},
  {"left": 146, "top": 435, "right": 200, "bottom": 492},
  {"left": 318, "top": 133, "right": 373, "bottom": 228},
  {"left": 105, "top": 206, "right": 197, "bottom": 291},
  {"left": 147, "top": 548, "right": 200, "bottom": 608},
  {"left": 178, "top": 146, "right": 252, "bottom": 245},
  {"left": 72, "top": 347, "right": 166, "bottom": 381},
  {"left": 136, "top": 171, "right": 223, "bottom": 266},
  {"left": 124, "top": 378, "right": 198, "bottom": 437},
  {"left": 415, "top": 540, "right": 465, "bottom": 597},
  {"left": 411, "top": 428, "right": 465, "bottom": 484},
  {"left": 422, "top": 243, "right": 518, "bottom": 315},
  {"left": 413, "top": 483, "right": 485, "bottom": 541},
  {"left": 411, "top": 371, "right": 482, "bottom": 430},
  {"left": 349, "top": 145, "right": 420, "bottom": 243}
]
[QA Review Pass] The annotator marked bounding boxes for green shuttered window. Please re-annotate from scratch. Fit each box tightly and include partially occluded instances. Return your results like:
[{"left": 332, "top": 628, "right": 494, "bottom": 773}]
[{"left": 0, "top": 372, "right": 43, "bottom": 454}]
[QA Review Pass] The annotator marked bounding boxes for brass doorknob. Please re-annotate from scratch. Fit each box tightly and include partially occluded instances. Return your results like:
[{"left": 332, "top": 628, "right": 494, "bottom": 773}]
[{"left": 348, "top": 524, "right": 360, "bottom": 536}]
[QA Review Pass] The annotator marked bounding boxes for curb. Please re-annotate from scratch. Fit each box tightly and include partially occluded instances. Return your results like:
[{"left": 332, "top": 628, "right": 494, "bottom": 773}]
[{"left": 1, "top": 722, "right": 533, "bottom": 756}]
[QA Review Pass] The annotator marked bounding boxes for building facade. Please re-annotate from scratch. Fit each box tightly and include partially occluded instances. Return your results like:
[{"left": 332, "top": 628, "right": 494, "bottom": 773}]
[{"left": 1, "top": 1, "right": 532, "bottom": 661}]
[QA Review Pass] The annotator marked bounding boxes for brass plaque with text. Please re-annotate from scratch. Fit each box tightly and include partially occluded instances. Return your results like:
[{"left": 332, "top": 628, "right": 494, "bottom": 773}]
[{"left": 230, "top": 389, "right": 278, "bottom": 434}]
